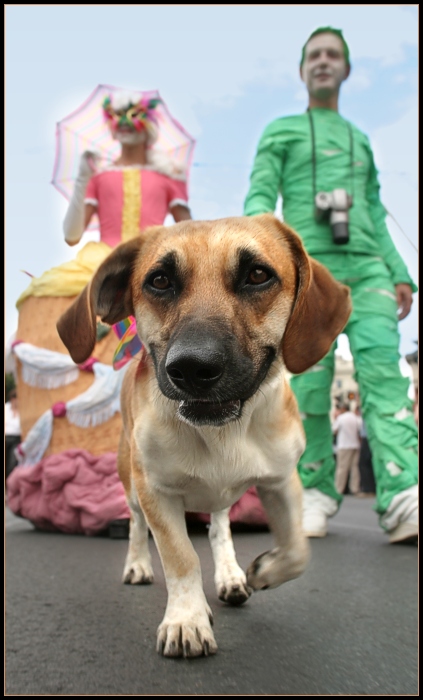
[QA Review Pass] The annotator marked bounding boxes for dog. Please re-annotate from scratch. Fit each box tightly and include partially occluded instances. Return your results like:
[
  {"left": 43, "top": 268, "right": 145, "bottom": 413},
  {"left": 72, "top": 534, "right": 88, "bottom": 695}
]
[{"left": 57, "top": 214, "right": 351, "bottom": 658}]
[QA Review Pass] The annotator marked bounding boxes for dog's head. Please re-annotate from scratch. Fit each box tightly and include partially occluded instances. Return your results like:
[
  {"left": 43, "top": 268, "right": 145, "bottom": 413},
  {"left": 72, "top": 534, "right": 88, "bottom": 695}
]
[{"left": 57, "top": 215, "right": 351, "bottom": 427}]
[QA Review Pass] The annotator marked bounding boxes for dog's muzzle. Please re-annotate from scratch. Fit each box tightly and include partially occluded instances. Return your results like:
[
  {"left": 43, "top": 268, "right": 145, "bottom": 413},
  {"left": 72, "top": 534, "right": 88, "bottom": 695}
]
[
  {"left": 151, "top": 320, "right": 245, "bottom": 426},
  {"left": 153, "top": 321, "right": 275, "bottom": 428},
  {"left": 164, "top": 338, "right": 242, "bottom": 426}
]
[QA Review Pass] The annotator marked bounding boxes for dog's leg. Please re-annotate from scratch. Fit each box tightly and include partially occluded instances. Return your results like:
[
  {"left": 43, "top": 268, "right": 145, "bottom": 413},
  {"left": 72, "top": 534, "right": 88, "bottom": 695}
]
[
  {"left": 209, "top": 509, "right": 251, "bottom": 605},
  {"left": 119, "top": 433, "right": 154, "bottom": 585},
  {"left": 247, "top": 470, "right": 310, "bottom": 590},
  {"left": 123, "top": 497, "right": 154, "bottom": 585},
  {"left": 133, "top": 475, "right": 217, "bottom": 657}
]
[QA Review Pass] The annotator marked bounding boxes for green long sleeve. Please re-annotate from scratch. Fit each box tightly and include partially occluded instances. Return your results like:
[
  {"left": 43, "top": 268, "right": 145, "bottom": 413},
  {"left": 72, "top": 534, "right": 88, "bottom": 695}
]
[{"left": 244, "top": 121, "right": 286, "bottom": 216}]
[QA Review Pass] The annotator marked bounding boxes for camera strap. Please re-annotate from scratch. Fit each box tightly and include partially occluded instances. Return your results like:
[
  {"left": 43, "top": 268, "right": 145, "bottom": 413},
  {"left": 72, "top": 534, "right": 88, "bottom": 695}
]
[{"left": 307, "top": 109, "right": 354, "bottom": 200}]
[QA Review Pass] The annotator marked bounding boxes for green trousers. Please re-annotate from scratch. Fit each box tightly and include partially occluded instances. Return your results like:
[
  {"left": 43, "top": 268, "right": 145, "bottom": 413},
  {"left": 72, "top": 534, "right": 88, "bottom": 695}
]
[{"left": 290, "top": 253, "right": 418, "bottom": 521}]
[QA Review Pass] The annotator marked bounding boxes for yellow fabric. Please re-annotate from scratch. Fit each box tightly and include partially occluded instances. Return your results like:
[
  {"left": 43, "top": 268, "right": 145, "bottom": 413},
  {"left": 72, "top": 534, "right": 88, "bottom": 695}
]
[
  {"left": 16, "top": 242, "right": 113, "bottom": 308},
  {"left": 121, "top": 169, "right": 141, "bottom": 242}
]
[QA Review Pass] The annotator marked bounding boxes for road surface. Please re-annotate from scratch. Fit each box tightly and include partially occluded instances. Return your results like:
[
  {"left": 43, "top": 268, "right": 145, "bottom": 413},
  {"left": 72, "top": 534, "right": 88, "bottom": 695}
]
[{"left": 5, "top": 496, "right": 418, "bottom": 695}]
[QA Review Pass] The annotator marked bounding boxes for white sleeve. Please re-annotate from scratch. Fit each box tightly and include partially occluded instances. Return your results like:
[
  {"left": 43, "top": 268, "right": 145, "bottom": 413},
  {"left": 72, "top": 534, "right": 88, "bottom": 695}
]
[{"left": 63, "top": 176, "right": 90, "bottom": 244}]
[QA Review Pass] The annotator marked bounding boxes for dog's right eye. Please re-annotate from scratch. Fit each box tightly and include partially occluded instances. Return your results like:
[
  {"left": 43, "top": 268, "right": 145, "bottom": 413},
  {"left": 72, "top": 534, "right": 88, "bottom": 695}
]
[{"left": 247, "top": 268, "right": 271, "bottom": 285}]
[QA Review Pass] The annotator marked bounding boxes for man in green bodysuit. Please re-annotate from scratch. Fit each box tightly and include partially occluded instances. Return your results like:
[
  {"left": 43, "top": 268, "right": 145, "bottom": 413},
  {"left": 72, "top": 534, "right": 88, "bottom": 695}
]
[{"left": 244, "top": 27, "right": 418, "bottom": 543}]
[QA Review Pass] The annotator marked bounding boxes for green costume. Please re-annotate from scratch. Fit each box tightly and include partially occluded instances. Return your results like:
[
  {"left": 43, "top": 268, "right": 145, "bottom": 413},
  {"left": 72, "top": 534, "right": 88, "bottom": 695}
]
[{"left": 244, "top": 108, "right": 418, "bottom": 522}]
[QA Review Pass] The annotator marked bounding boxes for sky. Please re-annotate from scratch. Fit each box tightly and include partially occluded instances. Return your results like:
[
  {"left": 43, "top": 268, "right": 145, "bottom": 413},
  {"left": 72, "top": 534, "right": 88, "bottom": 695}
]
[{"left": 5, "top": 5, "right": 418, "bottom": 362}]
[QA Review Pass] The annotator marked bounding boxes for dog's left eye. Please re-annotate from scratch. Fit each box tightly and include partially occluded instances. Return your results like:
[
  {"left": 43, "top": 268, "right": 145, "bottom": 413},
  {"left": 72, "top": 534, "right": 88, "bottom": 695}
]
[
  {"left": 150, "top": 274, "right": 171, "bottom": 290},
  {"left": 145, "top": 272, "right": 173, "bottom": 292},
  {"left": 246, "top": 268, "right": 271, "bottom": 285}
]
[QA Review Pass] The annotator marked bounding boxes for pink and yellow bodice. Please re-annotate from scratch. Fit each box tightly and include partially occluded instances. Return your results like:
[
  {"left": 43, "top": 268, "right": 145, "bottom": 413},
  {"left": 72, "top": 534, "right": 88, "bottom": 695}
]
[{"left": 85, "top": 166, "right": 189, "bottom": 246}]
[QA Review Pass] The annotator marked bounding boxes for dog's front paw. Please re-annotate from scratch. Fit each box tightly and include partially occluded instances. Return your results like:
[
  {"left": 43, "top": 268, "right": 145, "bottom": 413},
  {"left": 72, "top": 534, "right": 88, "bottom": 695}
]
[
  {"left": 216, "top": 568, "right": 252, "bottom": 606},
  {"left": 157, "top": 605, "right": 217, "bottom": 658},
  {"left": 123, "top": 558, "right": 154, "bottom": 585},
  {"left": 157, "top": 622, "right": 217, "bottom": 658},
  {"left": 246, "top": 544, "right": 309, "bottom": 591}
]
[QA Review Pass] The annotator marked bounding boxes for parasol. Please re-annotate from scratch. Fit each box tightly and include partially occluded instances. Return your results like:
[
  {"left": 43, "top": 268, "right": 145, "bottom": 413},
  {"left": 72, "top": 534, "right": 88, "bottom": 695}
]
[{"left": 51, "top": 84, "right": 196, "bottom": 228}]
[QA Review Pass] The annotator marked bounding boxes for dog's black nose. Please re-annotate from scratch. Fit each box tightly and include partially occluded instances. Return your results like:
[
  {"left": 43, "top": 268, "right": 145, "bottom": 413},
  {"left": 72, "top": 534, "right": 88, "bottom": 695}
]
[{"left": 165, "top": 343, "right": 225, "bottom": 393}]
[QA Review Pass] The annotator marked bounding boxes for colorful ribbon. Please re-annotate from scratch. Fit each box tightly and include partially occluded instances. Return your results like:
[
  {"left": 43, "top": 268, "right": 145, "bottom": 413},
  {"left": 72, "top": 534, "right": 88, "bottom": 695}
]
[{"left": 112, "top": 316, "right": 143, "bottom": 370}]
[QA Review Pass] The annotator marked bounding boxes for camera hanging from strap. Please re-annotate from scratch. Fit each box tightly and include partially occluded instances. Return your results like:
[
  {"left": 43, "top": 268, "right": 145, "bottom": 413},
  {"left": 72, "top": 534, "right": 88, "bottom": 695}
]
[{"left": 307, "top": 109, "right": 354, "bottom": 244}]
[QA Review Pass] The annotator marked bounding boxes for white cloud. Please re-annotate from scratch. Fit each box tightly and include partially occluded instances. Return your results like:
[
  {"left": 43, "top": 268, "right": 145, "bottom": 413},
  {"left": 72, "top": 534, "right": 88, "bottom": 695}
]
[
  {"left": 294, "top": 86, "right": 309, "bottom": 103},
  {"left": 393, "top": 73, "right": 409, "bottom": 84},
  {"left": 372, "top": 101, "right": 417, "bottom": 177},
  {"left": 343, "top": 68, "right": 372, "bottom": 94}
]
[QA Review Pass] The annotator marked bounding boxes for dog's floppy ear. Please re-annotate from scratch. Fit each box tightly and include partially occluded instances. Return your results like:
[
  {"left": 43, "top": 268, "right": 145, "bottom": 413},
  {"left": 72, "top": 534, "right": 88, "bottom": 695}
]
[
  {"left": 57, "top": 237, "right": 143, "bottom": 364},
  {"left": 278, "top": 221, "right": 352, "bottom": 375}
]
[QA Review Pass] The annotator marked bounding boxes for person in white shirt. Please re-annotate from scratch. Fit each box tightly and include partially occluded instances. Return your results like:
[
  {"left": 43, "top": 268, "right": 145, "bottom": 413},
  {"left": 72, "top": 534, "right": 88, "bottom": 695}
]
[
  {"left": 332, "top": 402, "right": 362, "bottom": 496},
  {"left": 5, "top": 389, "right": 21, "bottom": 480}
]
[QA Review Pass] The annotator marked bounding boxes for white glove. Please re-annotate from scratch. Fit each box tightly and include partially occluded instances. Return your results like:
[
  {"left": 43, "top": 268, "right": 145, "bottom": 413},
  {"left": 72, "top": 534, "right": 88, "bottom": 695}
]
[{"left": 63, "top": 151, "right": 100, "bottom": 245}]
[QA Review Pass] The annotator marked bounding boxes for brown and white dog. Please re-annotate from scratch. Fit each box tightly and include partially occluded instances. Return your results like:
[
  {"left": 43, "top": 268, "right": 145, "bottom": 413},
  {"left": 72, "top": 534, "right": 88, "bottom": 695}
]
[{"left": 57, "top": 214, "right": 351, "bottom": 658}]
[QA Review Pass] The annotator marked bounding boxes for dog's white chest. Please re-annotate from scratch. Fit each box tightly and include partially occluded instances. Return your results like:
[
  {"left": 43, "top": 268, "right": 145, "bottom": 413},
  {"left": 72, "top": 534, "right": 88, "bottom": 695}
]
[{"left": 141, "top": 422, "right": 303, "bottom": 514}]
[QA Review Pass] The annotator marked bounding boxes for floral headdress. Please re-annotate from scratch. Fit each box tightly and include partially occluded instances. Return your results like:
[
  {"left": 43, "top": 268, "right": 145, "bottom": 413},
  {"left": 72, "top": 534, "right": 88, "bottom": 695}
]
[{"left": 102, "top": 92, "right": 161, "bottom": 133}]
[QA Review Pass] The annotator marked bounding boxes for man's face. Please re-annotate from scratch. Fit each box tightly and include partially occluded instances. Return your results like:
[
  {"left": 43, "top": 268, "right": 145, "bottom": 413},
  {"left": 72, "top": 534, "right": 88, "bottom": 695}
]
[{"left": 300, "top": 32, "right": 350, "bottom": 100}]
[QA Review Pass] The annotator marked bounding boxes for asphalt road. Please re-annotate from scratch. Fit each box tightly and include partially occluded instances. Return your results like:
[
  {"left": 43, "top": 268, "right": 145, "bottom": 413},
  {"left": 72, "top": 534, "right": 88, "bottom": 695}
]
[{"left": 5, "top": 496, "right": 418, "bottom": 696}]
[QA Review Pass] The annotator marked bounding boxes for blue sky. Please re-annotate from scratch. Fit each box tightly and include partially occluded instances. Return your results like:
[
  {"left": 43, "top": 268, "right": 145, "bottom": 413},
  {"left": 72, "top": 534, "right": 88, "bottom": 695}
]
[{"left": 5, "top": 5, "right": 418, "bottom": 360}]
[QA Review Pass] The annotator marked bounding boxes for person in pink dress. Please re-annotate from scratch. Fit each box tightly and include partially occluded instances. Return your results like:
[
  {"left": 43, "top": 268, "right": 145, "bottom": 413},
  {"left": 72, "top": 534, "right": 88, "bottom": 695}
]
[
  {"left": 65, "top": 90, "right": 191, "bottom": 249},
  {"left": 8, "top": 92, "right": 194, "bottom": 536},
  {"left": 17, "top": 90, "right": 191, "bottom": 308}
]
